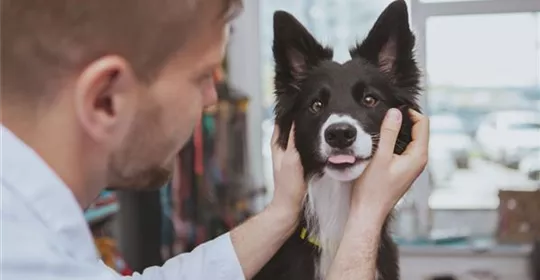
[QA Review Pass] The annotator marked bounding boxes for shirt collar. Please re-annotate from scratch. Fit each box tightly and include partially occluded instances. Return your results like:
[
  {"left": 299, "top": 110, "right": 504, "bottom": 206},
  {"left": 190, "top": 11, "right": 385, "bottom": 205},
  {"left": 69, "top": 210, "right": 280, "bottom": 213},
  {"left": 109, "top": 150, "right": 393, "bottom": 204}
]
[{"left": 1, "top": 125, "right": 98, "bottom": 261}]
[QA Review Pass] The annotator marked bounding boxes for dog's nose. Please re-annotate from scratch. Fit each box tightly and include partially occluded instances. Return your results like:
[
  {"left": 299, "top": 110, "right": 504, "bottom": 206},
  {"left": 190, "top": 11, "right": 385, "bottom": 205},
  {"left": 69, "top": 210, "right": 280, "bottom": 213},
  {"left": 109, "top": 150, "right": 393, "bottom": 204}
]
[{"left": 324, "top": 123, "right": 357, "bottom": 148}]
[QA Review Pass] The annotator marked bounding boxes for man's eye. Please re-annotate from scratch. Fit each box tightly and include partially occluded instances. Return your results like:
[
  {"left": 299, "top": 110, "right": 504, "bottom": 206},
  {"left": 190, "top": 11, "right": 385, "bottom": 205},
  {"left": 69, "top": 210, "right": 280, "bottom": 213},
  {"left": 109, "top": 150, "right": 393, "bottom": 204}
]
[{"left": 198, "top": 73, "right": 213, "bottom": 84}]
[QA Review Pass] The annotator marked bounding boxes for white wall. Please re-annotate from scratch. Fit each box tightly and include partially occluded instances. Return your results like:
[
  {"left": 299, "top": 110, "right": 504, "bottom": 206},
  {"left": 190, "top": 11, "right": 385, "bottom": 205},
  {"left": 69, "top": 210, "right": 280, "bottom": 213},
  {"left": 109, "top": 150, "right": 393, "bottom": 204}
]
[{"left": 226, "top": 0, "right": 266, "bottom": 212}]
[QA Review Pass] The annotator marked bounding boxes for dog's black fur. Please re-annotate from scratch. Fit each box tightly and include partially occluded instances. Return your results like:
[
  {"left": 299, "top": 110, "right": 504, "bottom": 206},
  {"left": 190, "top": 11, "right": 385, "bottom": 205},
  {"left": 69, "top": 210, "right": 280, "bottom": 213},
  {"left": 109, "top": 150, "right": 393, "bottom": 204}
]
[{"left": 254, "top": 1, "right": 421, "bottom": 279}]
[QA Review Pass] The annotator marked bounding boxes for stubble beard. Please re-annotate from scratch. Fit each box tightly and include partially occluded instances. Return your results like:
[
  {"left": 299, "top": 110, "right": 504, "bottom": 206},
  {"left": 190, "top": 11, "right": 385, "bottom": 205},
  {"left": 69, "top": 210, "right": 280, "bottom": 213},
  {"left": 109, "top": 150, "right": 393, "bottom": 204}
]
[{"left": 106, "top": 107, "right": 176, "bottom": 191}]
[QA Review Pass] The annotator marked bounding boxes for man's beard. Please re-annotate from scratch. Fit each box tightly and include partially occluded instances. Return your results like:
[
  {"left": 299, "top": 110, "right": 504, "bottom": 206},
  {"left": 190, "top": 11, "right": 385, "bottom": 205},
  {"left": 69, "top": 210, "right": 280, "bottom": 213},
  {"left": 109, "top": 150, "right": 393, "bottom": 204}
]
[
  {"left": 106, "top": 128, "right": 177, "bottom": 191},
  {"left": 107, "top": 165, "right": 173, "bottom": 191},
  {"left": 106, "top": 100, "right": 177, "bottom": 191}
]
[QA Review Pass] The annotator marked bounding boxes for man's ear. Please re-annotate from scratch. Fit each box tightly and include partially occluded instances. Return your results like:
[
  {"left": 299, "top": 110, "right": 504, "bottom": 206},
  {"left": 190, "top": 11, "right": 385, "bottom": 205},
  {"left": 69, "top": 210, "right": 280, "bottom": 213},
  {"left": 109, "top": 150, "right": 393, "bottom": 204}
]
[
  {"left": 350, "top": 0, "right": 418, "bottom": 88},
  {"left": 74, "top": 56, "right": 138, "bottom": 145},
  {"left": 272, "top": 11, "right": 332, "bottom": 94}
]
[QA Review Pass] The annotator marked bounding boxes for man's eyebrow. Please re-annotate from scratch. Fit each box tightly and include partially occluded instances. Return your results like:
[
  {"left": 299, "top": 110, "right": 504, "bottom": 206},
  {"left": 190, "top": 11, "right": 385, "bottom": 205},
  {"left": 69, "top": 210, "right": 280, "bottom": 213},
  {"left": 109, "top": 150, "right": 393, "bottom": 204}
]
[
  {"left": 192, "top": 62, "right": 221, "bottom": 82},
  {"left": 200, "top": 62, "right": 221, "bottom": 74}
]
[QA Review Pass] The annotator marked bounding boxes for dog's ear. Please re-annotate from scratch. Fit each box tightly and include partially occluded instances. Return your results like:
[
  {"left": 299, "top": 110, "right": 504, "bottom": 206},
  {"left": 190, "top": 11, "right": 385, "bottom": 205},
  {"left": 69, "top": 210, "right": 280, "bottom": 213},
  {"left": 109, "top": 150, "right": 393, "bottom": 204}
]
[
  {"left": 350, "top": 0, "right": 418, "bottom": 88},
  {"left": 273, "top": 11, "right": 332, "bottom": 94}
]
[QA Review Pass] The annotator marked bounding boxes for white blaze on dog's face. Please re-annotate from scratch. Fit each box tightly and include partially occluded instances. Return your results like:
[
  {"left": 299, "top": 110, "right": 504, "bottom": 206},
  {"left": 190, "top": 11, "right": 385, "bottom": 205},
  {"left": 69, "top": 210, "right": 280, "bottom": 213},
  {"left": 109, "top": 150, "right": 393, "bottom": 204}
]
[{"left": 319, "top": 114, "right": 372, "bottom": 181}]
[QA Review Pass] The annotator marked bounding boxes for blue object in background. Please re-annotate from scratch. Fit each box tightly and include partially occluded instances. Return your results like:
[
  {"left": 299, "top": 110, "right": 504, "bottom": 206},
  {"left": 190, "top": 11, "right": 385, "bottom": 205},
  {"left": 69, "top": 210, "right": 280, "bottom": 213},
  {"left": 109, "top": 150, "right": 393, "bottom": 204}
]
[{"left": 84, "top": 190, "right": 120, "bottom": 225}]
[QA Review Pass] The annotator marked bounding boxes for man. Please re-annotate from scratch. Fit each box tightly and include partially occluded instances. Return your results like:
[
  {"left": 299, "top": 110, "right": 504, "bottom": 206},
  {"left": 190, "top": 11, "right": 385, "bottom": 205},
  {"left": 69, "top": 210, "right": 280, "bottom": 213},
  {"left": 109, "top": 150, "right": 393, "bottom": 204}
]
[{"left": 0, "top": 0, "right": 429, "bottom": 279}]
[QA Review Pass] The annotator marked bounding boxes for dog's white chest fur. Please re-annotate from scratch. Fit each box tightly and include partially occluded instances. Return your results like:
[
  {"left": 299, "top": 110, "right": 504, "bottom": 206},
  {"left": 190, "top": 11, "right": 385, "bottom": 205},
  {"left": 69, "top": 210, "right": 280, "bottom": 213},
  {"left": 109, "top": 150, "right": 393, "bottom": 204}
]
[
  {"left": 305, "top": 174, "right": 353, "bottom": 279},
  {"left": 306, "top": 173, "right": 382, "bottom": 280}
]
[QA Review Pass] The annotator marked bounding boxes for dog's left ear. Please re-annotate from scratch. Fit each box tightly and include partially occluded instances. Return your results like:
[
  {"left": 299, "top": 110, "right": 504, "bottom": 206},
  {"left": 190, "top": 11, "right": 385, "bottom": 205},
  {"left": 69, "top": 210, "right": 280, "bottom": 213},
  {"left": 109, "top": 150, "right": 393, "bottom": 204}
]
[{"left": 350, "top": 0, "right": 417, "bottom": 87}]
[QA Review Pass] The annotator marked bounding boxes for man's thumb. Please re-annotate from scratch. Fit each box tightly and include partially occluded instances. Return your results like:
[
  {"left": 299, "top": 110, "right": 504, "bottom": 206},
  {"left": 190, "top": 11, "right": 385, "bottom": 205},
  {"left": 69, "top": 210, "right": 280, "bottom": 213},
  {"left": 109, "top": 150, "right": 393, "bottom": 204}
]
[{"left": 375, "top": 108, "right": 402, "bottom": 160}]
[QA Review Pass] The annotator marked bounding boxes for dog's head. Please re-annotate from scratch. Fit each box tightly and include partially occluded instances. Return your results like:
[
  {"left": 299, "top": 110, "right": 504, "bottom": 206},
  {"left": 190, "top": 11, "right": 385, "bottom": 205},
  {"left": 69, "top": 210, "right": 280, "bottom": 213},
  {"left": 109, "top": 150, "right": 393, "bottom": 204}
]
[{"left": 273, "top": 0, "right": 421, "bottom": 182}]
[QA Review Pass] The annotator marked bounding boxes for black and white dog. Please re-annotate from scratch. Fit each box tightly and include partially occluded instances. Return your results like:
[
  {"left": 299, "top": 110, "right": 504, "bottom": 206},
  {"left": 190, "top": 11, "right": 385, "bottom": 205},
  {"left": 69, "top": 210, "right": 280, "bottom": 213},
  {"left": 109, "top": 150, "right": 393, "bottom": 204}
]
[{"left": 254, "top": 1, "right": 421, "bottom": 280}]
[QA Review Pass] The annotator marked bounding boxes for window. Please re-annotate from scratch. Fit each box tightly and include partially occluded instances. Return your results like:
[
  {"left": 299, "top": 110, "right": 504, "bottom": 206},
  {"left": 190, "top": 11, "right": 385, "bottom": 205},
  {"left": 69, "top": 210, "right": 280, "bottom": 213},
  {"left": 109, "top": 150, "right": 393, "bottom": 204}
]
[
  {"left": 414, "top": 0, "right": 540, "bottom": 236},
  {"left": 426, "top": 13, "right": 539, "bottom": 88},
  {"left": 425, "top": 12, "right": 540, "bottom": 208}
]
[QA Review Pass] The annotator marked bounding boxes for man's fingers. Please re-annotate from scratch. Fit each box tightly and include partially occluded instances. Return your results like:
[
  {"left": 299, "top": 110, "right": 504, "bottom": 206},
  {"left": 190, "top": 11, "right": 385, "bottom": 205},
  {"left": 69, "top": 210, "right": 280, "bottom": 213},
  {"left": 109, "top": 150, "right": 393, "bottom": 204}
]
[
  {"left": 271, "top": 123, "right": 281, "bottom": 153},
  {"left": 409, "top": 109, "right": 429, "bottom": 149},
  {"left": 271, "top": 122, "right": 297, "bottom": 154},
  {"left": 286, "top": 123, "right": 297, "bottom": 151},
  {"left": 375, "top": 108, "right": 403, "bottom": 161},
  {"left": 402, "top": 109, "right": 429, "bottom": 159}
]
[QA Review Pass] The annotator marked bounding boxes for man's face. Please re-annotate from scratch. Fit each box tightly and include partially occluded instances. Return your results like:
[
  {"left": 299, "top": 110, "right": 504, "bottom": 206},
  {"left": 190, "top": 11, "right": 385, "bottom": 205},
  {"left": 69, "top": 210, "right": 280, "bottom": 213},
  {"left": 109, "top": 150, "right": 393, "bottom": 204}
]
[{"left": 107, "top": 23, "right": 230, "bottom": 190}]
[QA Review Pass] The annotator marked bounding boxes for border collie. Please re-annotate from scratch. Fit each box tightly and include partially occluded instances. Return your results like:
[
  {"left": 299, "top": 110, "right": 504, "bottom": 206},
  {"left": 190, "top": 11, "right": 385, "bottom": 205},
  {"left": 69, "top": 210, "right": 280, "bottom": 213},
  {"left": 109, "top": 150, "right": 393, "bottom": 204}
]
[{"left": 254, "top": 1, "right": 421, "bottom": 280}]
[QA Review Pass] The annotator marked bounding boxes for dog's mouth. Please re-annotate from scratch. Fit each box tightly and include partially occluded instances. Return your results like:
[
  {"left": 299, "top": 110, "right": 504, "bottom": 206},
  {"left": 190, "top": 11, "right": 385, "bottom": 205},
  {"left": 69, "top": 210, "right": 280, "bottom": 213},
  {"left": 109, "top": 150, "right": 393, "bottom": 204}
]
[{"left": 326, "top": 153, "right": 370, "bottom": 170}]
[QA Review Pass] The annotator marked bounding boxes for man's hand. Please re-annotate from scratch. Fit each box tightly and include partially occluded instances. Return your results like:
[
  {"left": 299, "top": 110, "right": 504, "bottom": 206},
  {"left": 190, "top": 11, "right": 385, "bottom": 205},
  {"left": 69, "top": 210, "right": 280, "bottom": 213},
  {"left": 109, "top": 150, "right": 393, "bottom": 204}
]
[
  {"left": 229, "top": 123, "right": 307, "bottom": 279},
  {"left": 327, "top": 108, "right": 429, "bottom": 280},
  {"left": 350, "top": 108, "right": 429, "bottom": 224},
  {"left": 268, "top": 123, "right": 307, "bottom": 219}
]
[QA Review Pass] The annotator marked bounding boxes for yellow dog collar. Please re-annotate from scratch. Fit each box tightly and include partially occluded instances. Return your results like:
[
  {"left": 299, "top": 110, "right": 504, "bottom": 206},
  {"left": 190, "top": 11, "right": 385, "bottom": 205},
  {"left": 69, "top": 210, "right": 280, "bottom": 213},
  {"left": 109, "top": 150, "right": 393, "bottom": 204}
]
[{"left": 300, "top": 227, "right": 320, "bottom": 247}]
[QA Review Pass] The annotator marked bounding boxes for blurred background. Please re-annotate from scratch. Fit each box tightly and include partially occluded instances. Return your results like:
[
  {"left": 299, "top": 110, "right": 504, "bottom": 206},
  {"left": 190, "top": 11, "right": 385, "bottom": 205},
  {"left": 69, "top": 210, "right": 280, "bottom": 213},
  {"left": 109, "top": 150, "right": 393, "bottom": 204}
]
[{"left": 85, "top": 0, "right": 540, "bottom": 279}]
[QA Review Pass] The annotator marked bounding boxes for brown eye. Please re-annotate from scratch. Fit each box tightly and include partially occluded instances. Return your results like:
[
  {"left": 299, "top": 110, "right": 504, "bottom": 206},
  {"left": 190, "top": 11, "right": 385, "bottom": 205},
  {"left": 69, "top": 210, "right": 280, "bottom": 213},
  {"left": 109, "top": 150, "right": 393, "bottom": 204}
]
[
  {"left": 362, "top": 95, "right": 379, "bottom": 107},
  {"left": 310, "top": 100, "right": 323, "bottom": 113}
]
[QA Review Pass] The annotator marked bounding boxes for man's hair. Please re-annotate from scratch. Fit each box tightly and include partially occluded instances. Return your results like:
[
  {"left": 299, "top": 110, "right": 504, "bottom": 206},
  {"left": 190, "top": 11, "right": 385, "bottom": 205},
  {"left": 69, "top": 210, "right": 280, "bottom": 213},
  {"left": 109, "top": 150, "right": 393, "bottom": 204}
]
[{"left": 1, "top": 0, "right": 242, "bottom": 99}]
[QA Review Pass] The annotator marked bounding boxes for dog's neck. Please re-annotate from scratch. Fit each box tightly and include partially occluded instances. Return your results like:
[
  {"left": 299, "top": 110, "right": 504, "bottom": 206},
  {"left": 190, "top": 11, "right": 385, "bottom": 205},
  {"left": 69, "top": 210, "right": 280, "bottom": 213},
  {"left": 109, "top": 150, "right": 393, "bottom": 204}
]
[{"left": 305, "top": 174, "right": 353, "bottom": 279}]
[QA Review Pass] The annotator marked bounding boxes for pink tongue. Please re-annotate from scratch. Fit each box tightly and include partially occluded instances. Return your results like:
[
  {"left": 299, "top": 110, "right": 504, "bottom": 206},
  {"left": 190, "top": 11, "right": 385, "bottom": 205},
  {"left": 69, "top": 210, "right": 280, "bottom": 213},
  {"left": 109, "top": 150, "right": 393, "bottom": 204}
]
[{"left": 328, "top": 155, "right": 356, "bottom": 164}]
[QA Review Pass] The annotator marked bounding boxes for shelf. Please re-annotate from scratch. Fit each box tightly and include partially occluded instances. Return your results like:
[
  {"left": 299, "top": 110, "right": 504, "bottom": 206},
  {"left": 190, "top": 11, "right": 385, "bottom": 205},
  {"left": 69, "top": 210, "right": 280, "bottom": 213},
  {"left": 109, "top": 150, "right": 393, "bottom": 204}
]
[{"left": 397, "top": 236, "right": 533, "bottom": 257}]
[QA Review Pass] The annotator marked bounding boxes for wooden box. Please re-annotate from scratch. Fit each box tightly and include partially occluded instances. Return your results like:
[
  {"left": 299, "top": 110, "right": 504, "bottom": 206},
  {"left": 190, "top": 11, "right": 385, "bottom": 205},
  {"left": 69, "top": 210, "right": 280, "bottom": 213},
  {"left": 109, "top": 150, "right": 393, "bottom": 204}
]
[{"left": 497, "top": 189, "right": 540, "bottom": 244}]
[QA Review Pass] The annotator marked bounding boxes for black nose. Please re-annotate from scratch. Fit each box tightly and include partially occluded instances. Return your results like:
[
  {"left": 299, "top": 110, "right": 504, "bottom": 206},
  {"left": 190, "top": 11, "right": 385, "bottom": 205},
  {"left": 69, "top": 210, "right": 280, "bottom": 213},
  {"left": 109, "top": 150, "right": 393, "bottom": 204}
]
[{"left": 324, "top": 123, "right": 357, "bottom": 148}]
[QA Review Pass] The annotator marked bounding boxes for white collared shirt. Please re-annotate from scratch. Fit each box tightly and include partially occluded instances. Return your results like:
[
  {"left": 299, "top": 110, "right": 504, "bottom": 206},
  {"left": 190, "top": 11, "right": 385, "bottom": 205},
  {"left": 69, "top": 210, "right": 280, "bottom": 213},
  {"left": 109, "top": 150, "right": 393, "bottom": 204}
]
[{"left": 0, "top": 125, "right": 245, "bottom": 280}]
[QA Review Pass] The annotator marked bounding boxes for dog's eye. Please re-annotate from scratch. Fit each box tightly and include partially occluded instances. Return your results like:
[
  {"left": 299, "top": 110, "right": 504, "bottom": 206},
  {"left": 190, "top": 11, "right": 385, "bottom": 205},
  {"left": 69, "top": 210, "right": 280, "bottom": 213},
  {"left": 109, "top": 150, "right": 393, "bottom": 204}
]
[
  {"left": 362, "top": 95, "right": 379, "bottom": 107},
  {"left": 310, "top": 100, "right": 323, "bottom": 113}
]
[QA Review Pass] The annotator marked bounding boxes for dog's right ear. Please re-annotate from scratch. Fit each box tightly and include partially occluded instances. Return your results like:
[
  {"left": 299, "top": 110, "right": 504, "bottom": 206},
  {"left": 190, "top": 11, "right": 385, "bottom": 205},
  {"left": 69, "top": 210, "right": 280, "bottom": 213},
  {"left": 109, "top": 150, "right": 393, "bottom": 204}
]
[{"left": 272, "top": 11, "right": 332, "bottom": 94}]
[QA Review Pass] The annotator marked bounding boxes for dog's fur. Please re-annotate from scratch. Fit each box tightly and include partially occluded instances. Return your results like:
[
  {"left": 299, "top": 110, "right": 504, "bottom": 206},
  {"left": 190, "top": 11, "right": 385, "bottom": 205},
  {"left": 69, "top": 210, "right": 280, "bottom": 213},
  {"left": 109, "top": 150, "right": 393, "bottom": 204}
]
[{"left": 254, "top": 1, "right": 421, "bottom": 280}]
